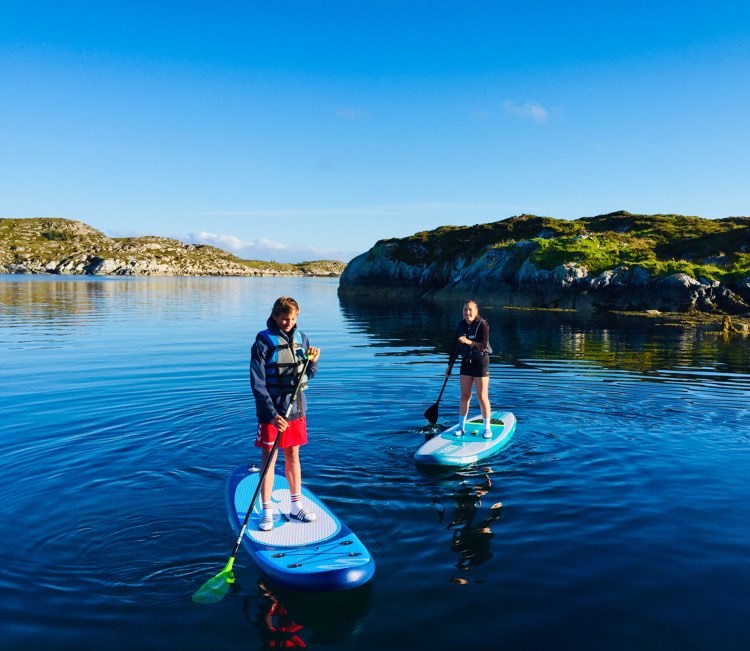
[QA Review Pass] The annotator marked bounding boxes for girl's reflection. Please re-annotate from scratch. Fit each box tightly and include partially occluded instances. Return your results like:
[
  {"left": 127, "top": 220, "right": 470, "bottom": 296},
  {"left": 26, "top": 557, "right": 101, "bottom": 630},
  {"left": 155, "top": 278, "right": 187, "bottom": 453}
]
[{"left": 434, "top": 473, "right": 504, "bottom": 580}]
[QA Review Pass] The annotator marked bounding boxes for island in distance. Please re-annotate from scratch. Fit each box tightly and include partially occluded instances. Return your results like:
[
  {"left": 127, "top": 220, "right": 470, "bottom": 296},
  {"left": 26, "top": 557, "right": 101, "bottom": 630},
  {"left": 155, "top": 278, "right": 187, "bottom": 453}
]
[{"left": 0, "top": 218, "right": 345, "bottom": 277}]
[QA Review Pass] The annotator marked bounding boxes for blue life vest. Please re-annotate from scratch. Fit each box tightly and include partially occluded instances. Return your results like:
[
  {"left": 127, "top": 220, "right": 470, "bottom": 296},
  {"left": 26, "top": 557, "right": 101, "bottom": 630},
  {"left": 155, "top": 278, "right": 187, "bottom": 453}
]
[{"left": 257, "top": 328, "right": 308, "bottom": 396}]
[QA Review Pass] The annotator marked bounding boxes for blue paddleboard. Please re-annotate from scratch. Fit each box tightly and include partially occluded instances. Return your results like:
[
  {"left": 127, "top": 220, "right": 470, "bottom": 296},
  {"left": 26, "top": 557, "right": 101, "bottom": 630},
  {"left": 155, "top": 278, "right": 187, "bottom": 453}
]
[
  {"left": 226, "top": 464, "right": 375, "bottom": 591},
  {"left": 414, "top": 410, "right": 516, "bottom": 466}
]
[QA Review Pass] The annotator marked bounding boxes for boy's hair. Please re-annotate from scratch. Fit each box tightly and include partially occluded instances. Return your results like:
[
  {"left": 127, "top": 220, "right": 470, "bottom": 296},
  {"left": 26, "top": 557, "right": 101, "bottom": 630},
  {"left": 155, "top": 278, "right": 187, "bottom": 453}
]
[{"left": 272, "top": 296, "right": 300, "bottom": 316}]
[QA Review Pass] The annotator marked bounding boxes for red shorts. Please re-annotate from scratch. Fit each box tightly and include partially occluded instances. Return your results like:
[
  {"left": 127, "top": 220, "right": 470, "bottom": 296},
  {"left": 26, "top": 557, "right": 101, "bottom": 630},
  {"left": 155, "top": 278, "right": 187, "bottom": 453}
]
[{"left": 255, "top": 416, "right": 308, "bottom": 450}]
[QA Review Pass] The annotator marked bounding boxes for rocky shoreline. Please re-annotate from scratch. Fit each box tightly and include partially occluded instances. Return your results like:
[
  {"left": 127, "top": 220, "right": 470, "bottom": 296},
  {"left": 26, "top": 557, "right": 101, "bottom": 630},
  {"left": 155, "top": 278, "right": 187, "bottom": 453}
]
[{"left": 339, "top": 212, "right": 750, "bottom": 318}]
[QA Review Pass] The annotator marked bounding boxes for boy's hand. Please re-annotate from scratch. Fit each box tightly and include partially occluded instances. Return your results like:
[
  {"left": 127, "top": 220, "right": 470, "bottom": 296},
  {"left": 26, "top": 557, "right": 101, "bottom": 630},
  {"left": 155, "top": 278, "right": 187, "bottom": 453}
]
[
  {"left": 307, "top": 346, "right": 321, "bottom": 362},
  {"left": 272, "top": 414, "right": 289, "bottom": 432}
]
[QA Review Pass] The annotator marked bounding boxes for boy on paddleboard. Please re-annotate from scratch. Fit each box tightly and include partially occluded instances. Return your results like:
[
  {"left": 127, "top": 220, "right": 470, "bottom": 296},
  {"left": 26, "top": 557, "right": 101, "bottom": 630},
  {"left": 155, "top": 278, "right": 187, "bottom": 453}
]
[{"left": 250, "top": 296, "right": 321, "bottom": 531}]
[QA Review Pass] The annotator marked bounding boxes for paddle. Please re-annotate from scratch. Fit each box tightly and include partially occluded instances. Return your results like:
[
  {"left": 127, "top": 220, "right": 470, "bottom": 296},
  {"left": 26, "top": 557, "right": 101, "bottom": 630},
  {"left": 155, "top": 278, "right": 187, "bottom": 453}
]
[
  {"left": 424, "top": 352, "right": 457, "bottom": 425},
  {"left": 193, "top": 353, "right": 312, "bottom": 604}
]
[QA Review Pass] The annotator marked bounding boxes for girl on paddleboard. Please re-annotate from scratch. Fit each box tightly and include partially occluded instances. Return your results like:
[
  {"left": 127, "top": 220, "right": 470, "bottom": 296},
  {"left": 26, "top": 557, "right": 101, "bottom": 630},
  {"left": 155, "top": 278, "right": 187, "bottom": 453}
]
[{"left": 448, "top": 299, "right": 493, "bottom": 438}]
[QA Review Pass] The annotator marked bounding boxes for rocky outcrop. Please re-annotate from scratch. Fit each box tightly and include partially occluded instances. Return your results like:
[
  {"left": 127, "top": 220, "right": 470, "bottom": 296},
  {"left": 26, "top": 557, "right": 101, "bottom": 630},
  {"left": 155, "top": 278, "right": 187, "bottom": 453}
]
[
  {"left": 0, "top": 218, "right": 346, "bottom": 277},
  {"left": 339, "top": 212, "right": 750, "bottom": 314}
]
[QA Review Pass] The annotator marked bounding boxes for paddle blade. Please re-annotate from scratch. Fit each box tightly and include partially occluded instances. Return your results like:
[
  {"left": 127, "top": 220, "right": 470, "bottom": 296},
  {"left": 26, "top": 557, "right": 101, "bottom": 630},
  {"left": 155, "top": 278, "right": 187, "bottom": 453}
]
[
  {"left": 424, "top": 403, "right": 439, "bottom": 425},
  {"left": 192, "top": 558, "right": 236, "bottom": 604}
]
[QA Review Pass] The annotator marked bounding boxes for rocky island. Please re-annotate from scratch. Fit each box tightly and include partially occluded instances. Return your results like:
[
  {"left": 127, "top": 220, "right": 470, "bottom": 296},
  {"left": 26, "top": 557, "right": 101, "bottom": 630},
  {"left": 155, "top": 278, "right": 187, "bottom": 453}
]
[
  {"left": 339, "top": 212, "right": 750, "bottom": 316},
  {"left": 0, "top": 218, "right": 346, "bottom": 277}
]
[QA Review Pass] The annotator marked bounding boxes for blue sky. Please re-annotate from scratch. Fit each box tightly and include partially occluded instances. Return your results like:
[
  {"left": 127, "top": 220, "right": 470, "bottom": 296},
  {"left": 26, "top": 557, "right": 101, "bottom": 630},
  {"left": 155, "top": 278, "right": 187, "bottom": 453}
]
[{"left": 2, "top": 2, "right": 749, "bottom": 262}]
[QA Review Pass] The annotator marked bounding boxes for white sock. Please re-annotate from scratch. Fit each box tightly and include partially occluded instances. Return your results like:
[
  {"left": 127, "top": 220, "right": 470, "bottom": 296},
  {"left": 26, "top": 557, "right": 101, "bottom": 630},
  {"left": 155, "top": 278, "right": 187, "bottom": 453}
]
[
  {"left": 459, "top": 415, "right": 467, "bottom": 431},
  {"left": 290, "top": 493, "right": 303, "bottom": 515},
  {"left": 290, "top": 493, "right": 316, "bottom": 521},
  {"left": 259, "top": 502, "right": 274, "bottom": 530},
  {"left": 483, "top": 417, "right": 490, "bottom": 430}
]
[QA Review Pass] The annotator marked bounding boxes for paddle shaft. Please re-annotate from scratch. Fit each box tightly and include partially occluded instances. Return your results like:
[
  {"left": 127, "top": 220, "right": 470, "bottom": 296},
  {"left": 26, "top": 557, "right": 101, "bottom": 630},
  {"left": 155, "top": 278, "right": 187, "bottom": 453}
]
[
  {"left": 427, "top": 353, "right": 457, "bottom": 409},
  {"left": 434, "top": 373, "right": 450, "bottom": 404},
  {"left": 229, "top": 355, "right": 311, "bottom": 559},
  {"left": 442, "top": 351, "right": 460, "bottom": 390}
]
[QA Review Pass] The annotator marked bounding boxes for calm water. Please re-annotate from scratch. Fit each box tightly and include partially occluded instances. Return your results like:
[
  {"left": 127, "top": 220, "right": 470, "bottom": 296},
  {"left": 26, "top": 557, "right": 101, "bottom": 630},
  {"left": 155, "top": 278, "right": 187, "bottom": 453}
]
[{"left": 1, "top": 275, "right": 749, "bottom": 650}]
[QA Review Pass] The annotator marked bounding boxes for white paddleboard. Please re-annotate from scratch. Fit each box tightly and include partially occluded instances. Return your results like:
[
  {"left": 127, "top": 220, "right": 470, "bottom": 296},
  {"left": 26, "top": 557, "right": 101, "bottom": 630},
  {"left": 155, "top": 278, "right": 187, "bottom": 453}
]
[{"left": 415, "top": 410, "right": 516, "bottom": 466}]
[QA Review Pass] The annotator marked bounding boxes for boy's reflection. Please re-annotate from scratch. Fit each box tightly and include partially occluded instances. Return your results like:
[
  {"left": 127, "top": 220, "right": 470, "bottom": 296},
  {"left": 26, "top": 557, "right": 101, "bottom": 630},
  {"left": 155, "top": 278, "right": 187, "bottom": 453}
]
[
  {"left": 242, "top": 578, "right": 372, "bottom": 648},
  {"left": 244, "top": 582, "right": 307, "bottom": 649}
]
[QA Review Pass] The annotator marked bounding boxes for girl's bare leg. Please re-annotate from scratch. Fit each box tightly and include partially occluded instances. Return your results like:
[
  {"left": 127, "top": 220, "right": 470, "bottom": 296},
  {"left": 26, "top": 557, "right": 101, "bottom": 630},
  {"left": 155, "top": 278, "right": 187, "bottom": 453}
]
[
  {"left": 474, "top": 376, "right": 491, "bottom": 420},
  {"left": 459, "top": 374, "right": 474, "bottom": 416}
]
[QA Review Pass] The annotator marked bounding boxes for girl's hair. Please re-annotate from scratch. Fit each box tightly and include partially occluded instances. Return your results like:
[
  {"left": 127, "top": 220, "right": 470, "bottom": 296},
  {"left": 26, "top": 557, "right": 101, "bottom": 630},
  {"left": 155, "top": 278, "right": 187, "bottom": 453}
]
[
  {"left": 272, "top": 296, "right": 300, "bottom": 316},
  {"left": 464, "top": 299, "right": 479, "bottom": 311}
]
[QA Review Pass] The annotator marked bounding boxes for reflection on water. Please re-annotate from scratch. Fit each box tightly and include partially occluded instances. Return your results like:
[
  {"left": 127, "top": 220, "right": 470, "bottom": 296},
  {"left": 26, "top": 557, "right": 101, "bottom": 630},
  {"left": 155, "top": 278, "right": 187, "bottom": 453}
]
[
  {"left": 0, "top": 274, "right": 260, "bottom": 321},
  {"left": 426, "top": 470, "right": 504, "bottom": 583},
  {"left": 246, "top": 583, "right": 307, "bottom": 649},
  {"left": 0, "top": 276, "right": 107, "bottom": 320},
  {"left": 242, "top": 580, "right": 372, "bottom": 648},
  {"left": 0, "top": 274, "right": 273, "bottom": 353},
  {"left": 447, "top": 474, "right": 502, "bottom": 575},
  {"left": 338, "top": 292, "right": 750, "bottom": 374}
]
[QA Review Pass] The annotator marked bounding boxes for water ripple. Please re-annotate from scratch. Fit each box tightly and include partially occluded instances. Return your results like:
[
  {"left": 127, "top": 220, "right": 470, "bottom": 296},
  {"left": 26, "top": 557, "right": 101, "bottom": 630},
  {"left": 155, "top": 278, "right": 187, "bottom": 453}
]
[{"left": 2, "top": 276, "right": 750, "bottom": 650}]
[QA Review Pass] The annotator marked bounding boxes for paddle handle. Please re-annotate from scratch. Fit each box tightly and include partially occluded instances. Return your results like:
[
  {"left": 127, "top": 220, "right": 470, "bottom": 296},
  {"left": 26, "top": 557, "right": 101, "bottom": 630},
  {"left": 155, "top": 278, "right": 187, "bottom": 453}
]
[{"left": 230, "top": 354, "right": 312, "bottom": 558}]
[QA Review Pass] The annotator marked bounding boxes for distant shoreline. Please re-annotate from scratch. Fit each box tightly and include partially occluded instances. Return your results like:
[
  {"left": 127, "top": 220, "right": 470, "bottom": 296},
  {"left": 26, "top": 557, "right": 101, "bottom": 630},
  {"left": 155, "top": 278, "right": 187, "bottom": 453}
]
[{"left": 0, "top": 217, "right": 346, "bottom": 277}]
